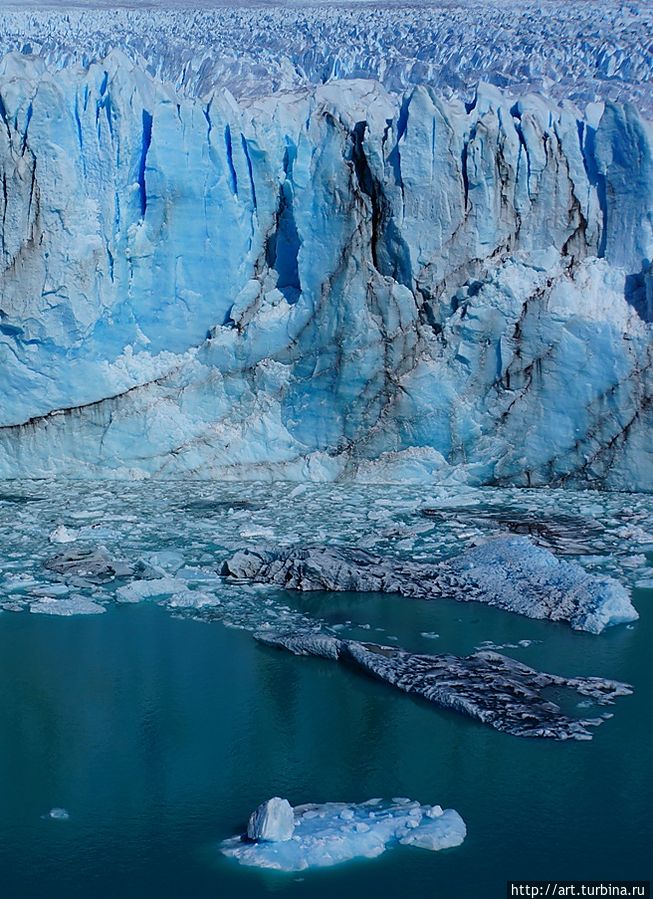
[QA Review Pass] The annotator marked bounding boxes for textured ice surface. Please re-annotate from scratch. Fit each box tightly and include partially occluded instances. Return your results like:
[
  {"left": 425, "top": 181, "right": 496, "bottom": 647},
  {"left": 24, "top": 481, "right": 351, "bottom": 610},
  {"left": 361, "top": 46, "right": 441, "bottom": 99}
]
[
  {"left": 222, "top": 798, "right": 466, "bottom": 871},
  {"left": 247, "top": 797, "right": 295, "bottom": 842},
  {"left": 0, "top": 46, "right": 651, "bottom": 485},
  {"left": 222, "top": 536, "right": 639, "bottom": 633},
  {"left": 29, "top": 595, "right": 105, "bottom": 615},
  {"left": 115, "top": 577, "right": 186, "bottom": 603},
  {"left": 257, "top": 633, "right": 633, "bottom": 740},
  {"left": 1, "top": 3, "right": 651, "bottom": 110}
]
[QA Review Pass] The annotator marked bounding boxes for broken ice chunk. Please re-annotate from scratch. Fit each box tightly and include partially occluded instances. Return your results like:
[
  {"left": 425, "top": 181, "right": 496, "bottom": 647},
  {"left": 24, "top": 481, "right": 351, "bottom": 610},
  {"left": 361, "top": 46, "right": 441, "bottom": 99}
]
[
  {"left": 247, "top": 798, "right": 295, "bottom": 842},
  {"left": 29, "top": 596, "right": 105, "bottom": 616}
]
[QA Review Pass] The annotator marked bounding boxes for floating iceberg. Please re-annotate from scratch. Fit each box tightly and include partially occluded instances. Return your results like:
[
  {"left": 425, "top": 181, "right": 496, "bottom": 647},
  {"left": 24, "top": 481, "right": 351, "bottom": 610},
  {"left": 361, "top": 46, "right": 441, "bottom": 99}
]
[
  {"left": 44, "top": 547, "right": 135, "bottom": 583},
  {"left": 115, "top": 578, "right": 186, "bottom": 603},
  {"left": 48, "top": 525, "right": 79, "bottom": 544},
  {"left": 256, "top": 632, "right": 632, "bottom": 740},
  {"left": 222, "top": 798, "right": 466, "bottom": 871},
  {"left": 45, "top": 808, "right": 69, "bottom": 820},
  {"left": 221, "top": 536, "right": 639, "bottom": 633}
]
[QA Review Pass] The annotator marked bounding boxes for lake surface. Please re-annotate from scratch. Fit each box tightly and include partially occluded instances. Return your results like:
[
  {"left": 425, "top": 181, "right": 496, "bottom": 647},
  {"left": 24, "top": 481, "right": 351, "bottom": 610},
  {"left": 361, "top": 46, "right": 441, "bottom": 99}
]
[{"left": 0, "top": 482, "right": 651, "bottom": 897}]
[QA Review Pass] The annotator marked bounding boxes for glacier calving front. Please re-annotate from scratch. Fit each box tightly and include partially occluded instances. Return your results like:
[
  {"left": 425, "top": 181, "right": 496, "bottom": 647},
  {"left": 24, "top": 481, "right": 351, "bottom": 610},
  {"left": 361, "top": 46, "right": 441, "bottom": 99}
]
[{"left": 0, "top": 52, "right": 651, "bottom": 485}]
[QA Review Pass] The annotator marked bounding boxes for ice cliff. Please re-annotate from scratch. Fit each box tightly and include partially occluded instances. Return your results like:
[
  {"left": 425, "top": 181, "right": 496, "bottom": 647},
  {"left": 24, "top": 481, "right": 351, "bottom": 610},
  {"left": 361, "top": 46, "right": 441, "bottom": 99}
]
[{"left": 0, "top": 39, "right": 652, "bottom": 486}]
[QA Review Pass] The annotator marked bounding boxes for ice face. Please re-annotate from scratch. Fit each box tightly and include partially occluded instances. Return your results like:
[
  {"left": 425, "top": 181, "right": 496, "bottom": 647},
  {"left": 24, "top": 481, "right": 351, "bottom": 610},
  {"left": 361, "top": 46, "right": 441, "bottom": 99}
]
[
  {"left": 0, "top": 52, "right": 651, "bottom": 487},
  {"left": 222, "top": 798, "right": 466, "bottom": 871},
  {"left": 247, "top": 798, "right": 295, "bottom": 843}
]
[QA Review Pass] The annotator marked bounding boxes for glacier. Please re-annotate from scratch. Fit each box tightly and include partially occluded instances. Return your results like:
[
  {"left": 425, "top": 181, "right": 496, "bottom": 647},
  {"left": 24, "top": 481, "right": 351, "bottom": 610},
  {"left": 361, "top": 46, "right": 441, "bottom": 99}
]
[{"left": 0, "top": 5, "right": 651, "bottom": 486}]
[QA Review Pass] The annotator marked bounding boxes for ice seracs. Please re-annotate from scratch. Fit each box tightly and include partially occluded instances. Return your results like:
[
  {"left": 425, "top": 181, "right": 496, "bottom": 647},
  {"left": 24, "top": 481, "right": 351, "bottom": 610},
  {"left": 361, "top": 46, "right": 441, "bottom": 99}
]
[
  {"left": 223, "top": 798, "right": 466, "bottom": 871},
  {"left": 221, "top": 536, "right": 639, "bottom": 634}
]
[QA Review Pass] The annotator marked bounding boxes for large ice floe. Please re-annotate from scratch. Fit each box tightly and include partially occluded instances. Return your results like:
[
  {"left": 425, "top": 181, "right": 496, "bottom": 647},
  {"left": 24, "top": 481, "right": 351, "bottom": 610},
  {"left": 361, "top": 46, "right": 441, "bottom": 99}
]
[
  {"left": 0, "top": 22, "right": 651, "bottom": 486},
  {"left": 255, "top": 633, "right": 632, "bottom": 741},
  {"left": 221, "top": 536, "right": 639, "bottom": 634},
  {"left": 221, "top": 797, "right": 466, "bottom": 871}
]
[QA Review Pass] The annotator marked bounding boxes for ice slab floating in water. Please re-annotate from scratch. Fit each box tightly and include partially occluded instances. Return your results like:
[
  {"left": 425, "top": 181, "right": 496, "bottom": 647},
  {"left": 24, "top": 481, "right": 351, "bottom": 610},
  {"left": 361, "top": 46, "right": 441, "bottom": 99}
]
[
  {"left": 222, "top": 536, "right": 639, "bottom": 634},
  {"left": 222, "top": 798, "right": 466, "bottom": 871},
  {"left": 257, "top": 632, "right": 633, "bottom": 740},
  {"left": 29, "top": 595, "right": 105, "bottom": 616}
]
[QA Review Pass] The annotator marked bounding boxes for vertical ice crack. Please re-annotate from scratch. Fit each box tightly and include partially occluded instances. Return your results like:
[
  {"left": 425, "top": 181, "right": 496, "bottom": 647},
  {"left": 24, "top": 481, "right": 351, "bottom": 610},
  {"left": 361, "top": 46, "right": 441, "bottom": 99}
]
[
  {"left": 224, "top": 124, "right": 238, "bottom": 196},
  {"left": 138, "top": 109, "right": 153, "bottom": 219}
]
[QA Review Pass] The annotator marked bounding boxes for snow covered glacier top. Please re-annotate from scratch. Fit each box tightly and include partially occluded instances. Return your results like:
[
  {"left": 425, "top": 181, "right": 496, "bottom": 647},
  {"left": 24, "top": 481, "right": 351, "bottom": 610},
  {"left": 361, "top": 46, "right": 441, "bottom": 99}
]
[{"left": 1, "top": 1, "right": 652, "bottom": 112}]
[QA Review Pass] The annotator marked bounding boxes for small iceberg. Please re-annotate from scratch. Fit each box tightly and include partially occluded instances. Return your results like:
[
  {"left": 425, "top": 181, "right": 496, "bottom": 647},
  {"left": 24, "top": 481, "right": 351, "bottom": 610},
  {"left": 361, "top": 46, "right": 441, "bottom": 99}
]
[
  {"left": 45, "top": 808, "right": 69, "bottom": 820},
  {"left": 29, "top": 596, "right": 105, "bottom": 616},
  {"left": 221, "top": 798, "right": 466, "bottom": 871}
]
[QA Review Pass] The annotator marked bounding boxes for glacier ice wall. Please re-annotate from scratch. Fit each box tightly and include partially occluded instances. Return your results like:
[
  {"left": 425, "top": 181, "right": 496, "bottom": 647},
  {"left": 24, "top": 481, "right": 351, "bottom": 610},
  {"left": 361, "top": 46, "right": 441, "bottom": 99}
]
[{"left": 0, "top": 50, "right": 652, "bottom": 486}]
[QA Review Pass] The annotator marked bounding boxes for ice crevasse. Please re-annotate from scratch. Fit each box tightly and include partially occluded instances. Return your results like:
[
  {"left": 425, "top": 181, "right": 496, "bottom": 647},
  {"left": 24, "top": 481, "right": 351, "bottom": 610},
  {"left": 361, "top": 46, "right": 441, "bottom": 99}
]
[{"left": 0, "top": 50, "right": 651, "bottom": 486}]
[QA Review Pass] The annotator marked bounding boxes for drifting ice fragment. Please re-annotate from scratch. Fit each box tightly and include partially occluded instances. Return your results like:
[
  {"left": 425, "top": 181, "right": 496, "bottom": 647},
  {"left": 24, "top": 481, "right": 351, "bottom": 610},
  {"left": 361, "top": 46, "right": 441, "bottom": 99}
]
[
  {"left": 29, "top": 596, "right": 105, "bottom": 616},
  {"left": 115, "top": 578, "right": 186, "bottom": 603},
  {"left": 223, "top": 798, "right": 465, "bottom": 871},
  {"left": 46, "top": 808, "right": 69, "bottom": 820},
  {"left": 48, "top": 525, "right": 79, "bottom": 544}
]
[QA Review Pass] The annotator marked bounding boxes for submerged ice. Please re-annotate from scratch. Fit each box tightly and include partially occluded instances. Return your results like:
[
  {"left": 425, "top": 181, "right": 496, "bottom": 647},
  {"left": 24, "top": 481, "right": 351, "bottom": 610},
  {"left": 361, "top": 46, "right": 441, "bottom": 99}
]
[
  {"left": 222, "top": 798, "right": 466, "bottom": 871},
  {"left": 256, "top": 632, "right": 632, "bottom": 741}
]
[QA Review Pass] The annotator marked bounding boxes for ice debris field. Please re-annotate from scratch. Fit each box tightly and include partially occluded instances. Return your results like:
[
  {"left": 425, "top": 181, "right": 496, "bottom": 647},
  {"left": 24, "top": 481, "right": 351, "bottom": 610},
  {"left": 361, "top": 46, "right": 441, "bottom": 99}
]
[{"left": 0, "top": 481, "right": 649, "bottom": 741}]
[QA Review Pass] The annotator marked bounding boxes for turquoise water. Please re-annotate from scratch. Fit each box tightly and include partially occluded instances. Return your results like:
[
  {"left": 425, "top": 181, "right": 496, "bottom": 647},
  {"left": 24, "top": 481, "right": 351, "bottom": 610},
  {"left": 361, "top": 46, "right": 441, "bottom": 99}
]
[{"left": 0, "top": 585, "right": 651, "bottom": 898}]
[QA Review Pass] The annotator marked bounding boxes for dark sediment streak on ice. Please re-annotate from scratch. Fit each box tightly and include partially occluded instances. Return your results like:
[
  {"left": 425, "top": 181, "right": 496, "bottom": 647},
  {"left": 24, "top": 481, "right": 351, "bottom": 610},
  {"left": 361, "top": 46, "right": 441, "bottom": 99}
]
[{"left": 256, "top": 632, "right": 632, "bottom": 741}]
